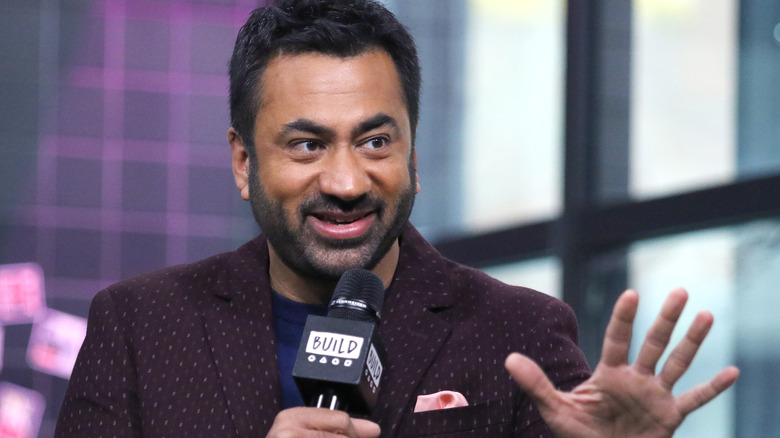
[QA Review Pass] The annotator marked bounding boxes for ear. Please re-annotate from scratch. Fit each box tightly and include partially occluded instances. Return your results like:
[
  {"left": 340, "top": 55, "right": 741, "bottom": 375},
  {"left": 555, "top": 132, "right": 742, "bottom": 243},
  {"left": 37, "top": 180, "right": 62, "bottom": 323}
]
[
  {"left": 228, "top": 127, "right": 251, "bottom": 201},
  {"left": 413, "top": 150, "right": 421, "bottom": 194}
]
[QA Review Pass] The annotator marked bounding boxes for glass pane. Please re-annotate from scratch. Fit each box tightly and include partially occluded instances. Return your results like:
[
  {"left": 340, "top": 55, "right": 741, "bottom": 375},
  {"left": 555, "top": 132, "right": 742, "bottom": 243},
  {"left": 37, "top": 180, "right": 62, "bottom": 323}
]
[
  {"left": 481, "top": 256, "right": 561, "bottom": 299},
  {"left": 619, "top": 220, "right": 780, "bottom": 437},
  {"left": 736, "top": 1, "right": 780, "bottom": 177},
  {"left": 630, "top": 0, "right": 738, "bottom": 199},
  {"left": 461, "top": 0, "right": 565, "bottom": 231},
  {"left": 630, "top": 0, "right": 780, "bottom": 201},
  {"left": 627, "top": 229, "right": 736, "bottom": 437}
]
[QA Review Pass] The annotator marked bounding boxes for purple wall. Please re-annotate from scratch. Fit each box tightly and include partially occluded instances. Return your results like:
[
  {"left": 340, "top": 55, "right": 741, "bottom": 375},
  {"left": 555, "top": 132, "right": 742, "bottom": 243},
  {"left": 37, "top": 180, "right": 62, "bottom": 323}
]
[{"left": 0, "top": 1, "right": 266, "bottom": 435}]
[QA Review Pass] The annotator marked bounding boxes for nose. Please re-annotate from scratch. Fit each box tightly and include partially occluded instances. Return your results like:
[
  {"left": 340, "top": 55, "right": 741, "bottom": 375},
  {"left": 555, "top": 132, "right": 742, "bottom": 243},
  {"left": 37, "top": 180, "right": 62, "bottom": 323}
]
[{"left": 318, "top": 147, "right": 371, "bottom": 201}]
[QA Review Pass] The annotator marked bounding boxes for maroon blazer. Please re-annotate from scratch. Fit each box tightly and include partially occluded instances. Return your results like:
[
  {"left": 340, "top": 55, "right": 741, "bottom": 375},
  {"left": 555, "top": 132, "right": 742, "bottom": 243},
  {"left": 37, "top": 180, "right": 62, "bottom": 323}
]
[{"left": 56, "top": 223, "right": 590, "bottom": 437}]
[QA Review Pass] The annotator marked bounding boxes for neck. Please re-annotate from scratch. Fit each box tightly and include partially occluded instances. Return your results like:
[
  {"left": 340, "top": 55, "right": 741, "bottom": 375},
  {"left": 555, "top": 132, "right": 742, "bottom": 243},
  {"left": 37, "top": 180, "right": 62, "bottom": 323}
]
[{"left": 268, "top": 242, "right": 399, "bottom": 305}]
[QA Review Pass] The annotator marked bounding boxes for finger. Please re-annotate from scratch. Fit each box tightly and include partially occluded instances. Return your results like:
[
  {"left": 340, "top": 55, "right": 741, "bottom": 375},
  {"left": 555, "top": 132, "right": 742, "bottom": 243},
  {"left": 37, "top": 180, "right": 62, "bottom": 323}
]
[
  {"left": 634, "top": 287, "right": 688, "bottom": 374},
  {"left": 676, "top": 365, "right": 740, "bottom": 416},
  {"left": 287, "top": 407, "right": 363, "bottom": 436},
  {"left": 600, "top": 290, "right": 639, "bottom": 367},
  {"left": 315, "top": 411, "right": 366, "bottom": 438},
  {"left": 310, "top": 412, "right": 379, "bottom": 438},
  {"left": 352, "top": 418, "right": 381, "bottom": 438},
  {"left": 505, "top": 352, "right": 560, "bottom": 413},
  {"left": 658, "top": 310, "right": 713, "bottom": 388}
]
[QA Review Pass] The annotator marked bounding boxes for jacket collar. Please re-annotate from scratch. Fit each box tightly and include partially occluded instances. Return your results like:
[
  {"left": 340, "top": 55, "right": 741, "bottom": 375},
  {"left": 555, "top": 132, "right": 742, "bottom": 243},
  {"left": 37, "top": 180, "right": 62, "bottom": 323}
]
[
  {"left": 195, "top": 235, "right": 283, "bottom": 437},
  {"left": 371, "top": 223, "right": 456, "bottom": 432},
  {"left": 392, "top": 223, "right": 457, "bottom": 310}
]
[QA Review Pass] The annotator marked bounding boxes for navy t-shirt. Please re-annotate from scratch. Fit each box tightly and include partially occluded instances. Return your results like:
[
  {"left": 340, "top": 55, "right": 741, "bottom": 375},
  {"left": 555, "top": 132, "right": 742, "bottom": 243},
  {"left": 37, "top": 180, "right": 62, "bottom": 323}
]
[{"left": 271, "top": 291, "right": 328, "bottom": 409}]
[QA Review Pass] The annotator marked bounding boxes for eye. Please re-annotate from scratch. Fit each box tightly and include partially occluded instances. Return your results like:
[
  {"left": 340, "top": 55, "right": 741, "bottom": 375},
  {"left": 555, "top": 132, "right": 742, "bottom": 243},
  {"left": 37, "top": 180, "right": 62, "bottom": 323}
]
[
  {"left": 290, "top": 140, "right": 323, "bottom": 154},
  {"left": 363, "top": 136, "right": 389, "bottom": 150}
]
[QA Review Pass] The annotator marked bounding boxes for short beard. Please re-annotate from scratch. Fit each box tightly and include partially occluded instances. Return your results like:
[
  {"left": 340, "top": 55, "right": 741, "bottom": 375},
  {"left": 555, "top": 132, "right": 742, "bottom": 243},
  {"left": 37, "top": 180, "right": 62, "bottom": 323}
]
[{"left": 247, "top": 154, "right": 416, "bottom": 282}]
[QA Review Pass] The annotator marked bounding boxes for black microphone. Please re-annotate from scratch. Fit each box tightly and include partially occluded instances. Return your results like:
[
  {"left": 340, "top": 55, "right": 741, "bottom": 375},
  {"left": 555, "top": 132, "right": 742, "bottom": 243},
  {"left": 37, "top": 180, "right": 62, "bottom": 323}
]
[{"left": 292, "top": 268, "right": 387, "bottom": 415}]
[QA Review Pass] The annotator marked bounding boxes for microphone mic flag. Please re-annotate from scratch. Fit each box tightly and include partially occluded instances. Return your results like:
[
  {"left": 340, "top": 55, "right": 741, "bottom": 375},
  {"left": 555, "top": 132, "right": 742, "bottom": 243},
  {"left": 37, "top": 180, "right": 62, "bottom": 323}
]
[{"left": 292, "top": 268, "right": 387, "bottom": 415}]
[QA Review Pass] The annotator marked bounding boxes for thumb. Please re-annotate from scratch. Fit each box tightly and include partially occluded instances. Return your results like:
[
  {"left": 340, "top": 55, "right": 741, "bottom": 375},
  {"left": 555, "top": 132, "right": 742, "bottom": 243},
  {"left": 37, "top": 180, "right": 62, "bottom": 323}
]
[
  {"left": 505, "top": 352, "right": 559, "bottom": 412},
  {"left": 351, "top": 418, "right": 381, "bottom": 438}
]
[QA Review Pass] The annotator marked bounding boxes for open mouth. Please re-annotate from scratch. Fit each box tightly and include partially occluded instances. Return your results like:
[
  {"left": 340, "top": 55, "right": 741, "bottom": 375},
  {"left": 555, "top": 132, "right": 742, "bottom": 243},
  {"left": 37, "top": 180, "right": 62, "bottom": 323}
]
[
  {"left": 313, "top": 210, "right": 373, "bottom": 225},
  {"left": 307, "top": 210, "right": 376, "bottom": 239}
]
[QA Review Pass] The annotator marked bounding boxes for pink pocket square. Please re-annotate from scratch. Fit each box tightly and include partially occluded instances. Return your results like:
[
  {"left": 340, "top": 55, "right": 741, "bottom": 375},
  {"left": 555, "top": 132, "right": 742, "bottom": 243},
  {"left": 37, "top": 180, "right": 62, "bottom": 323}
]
[{"left": 413, "top": 390, "right": 469, "bottom": 412}]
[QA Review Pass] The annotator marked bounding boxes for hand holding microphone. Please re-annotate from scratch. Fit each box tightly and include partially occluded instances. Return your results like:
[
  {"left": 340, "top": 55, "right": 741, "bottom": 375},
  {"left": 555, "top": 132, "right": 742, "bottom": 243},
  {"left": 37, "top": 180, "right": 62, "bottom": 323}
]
[
  {"left": 266, "top": 407, "right": 380, "bottom": 438},
  {"left": 267, "top": 269, "right": 386, "bottom": 437},
  {"left": 292, "top": 268, "right": 387, "bottom": 415}
]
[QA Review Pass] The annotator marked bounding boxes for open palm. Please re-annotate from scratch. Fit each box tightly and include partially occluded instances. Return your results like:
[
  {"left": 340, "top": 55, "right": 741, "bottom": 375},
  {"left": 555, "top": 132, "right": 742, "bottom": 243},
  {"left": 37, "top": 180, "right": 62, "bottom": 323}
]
[{"left": 505, "top": 288, "right": 740, "bottom": 438}]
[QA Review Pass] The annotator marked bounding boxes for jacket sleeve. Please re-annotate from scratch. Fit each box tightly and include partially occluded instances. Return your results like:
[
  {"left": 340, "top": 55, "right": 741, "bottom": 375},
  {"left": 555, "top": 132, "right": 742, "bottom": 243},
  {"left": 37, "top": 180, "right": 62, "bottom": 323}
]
[
  {"left": 514, "top": 297, "right": 591, "bottom": 437},
  {"left": 54, "top": 289, "right": 142, "bottom": 438}
]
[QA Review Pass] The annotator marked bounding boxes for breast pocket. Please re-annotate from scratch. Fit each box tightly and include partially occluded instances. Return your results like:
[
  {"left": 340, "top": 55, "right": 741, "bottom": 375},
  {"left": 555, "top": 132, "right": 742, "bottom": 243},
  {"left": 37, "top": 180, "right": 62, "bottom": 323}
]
[{"left": 400, "top": 396, "right": 514, "bottom": 437}]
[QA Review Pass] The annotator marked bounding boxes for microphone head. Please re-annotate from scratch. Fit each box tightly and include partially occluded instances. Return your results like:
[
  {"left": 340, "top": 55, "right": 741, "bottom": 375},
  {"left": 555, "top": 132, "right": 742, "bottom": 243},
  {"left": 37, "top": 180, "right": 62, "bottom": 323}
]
[{"left": 328, "top": 269, "right": 384, "bottom": 323}]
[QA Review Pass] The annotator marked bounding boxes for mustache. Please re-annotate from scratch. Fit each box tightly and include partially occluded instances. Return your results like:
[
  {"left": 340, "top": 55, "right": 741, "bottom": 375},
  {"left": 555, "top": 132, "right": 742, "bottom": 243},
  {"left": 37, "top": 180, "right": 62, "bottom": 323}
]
[{"left": 299, "top": 194, "right": 387, "bottom": 216}]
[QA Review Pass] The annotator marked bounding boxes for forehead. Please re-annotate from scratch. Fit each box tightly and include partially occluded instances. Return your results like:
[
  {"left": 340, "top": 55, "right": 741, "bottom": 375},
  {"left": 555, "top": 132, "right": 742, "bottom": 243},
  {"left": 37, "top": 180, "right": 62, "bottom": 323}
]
[{"left": 256, "top": 50, "right": 408, "bottom": 120}]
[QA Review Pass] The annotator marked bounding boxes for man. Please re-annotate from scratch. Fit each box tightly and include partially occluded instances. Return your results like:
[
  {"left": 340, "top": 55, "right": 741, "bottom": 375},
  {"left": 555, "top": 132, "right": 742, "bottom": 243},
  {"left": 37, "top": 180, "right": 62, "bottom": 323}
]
[{"left": 55, "top": 0, "right": 739, "bottom": 437}]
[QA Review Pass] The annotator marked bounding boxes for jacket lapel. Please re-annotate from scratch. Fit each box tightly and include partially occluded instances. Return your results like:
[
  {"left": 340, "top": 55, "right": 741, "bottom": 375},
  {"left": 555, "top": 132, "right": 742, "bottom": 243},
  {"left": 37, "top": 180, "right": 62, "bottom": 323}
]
[
  {"left": 372, "top": 225, "right": 456, "bottom": 433},
  {"left": 195, "top": 237, "right": 282, "bottom": 437}
]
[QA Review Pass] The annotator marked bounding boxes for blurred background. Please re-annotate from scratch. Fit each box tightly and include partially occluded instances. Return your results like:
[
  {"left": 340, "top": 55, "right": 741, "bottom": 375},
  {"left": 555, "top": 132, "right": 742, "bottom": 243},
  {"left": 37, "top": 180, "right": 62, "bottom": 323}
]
[{"left": 1, "top": 0, "right": 779, "bottom": 436}]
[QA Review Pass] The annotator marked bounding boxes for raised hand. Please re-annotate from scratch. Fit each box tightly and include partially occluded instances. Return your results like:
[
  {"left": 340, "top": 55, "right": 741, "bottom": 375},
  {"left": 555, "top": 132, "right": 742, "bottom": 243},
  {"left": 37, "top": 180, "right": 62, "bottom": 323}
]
[{"left": 505, "top": 288, "right": 739, "bottom": 438}]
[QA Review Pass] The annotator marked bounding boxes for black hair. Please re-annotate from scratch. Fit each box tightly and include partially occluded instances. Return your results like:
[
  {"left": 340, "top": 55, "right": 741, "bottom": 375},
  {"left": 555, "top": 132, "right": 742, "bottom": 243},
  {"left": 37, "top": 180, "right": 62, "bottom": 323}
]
[{"left": 228, "top": 0, "right": 421, "bottom": 154}]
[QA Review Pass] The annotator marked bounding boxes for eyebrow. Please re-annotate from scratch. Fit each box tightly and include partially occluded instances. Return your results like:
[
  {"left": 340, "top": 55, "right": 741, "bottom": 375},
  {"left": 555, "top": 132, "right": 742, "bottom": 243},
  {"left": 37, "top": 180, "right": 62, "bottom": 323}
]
[
  {"left": 277, "top": 119, "right": 336, "bottom": 143},
  {"left": 276, "top": 113, "right": 400, "bottom": 144},
  {"left": 351, "top": 113, "right": 399, "bottom": 138}
]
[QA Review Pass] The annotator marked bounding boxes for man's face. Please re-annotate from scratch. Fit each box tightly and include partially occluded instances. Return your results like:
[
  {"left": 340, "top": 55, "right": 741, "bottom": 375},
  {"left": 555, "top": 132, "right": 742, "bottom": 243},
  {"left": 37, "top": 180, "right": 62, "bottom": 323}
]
[{"left": 237, "top": 50, "right": 418, "bottom": 281}]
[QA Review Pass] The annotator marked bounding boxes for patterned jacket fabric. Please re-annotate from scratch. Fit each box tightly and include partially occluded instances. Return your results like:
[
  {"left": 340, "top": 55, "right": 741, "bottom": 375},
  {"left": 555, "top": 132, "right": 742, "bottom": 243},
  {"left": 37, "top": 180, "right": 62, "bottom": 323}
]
[{"left": 55, "top": 223, "right": 591, "bottom": 437}]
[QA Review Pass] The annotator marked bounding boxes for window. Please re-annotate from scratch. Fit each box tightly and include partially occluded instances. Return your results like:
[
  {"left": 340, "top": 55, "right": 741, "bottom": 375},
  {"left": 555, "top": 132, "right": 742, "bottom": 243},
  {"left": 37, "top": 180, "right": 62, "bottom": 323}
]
[{"left": 437, "top": 2, "right": 780, "bottom": 436}]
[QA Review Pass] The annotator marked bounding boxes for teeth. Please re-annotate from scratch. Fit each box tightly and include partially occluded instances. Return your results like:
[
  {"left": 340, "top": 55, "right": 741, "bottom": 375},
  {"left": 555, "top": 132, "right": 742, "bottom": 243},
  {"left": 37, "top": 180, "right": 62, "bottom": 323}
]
[{"left": 321, "top": 214, "right": 369, "bottom": 224}]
